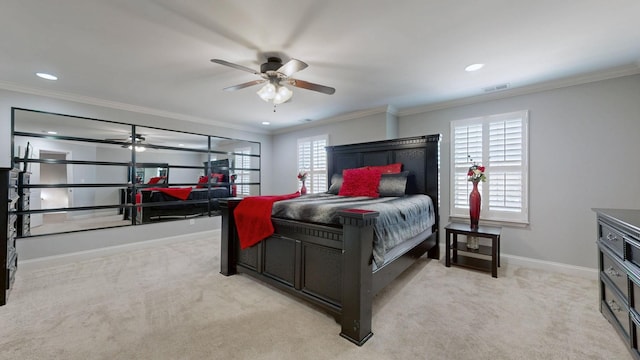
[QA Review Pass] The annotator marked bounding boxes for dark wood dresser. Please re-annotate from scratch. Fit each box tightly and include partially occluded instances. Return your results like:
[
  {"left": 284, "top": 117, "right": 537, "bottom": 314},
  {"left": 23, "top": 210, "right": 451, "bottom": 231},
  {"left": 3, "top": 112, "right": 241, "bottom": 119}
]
[
  {"left": 1, "top": 168, "right": 20, "bottom": 305},
  {"left": 17, "top": 171, "right": 31, "bottom": 237},
  {"left": 595, "top": 208, "right": 640, "bottom": 358}
]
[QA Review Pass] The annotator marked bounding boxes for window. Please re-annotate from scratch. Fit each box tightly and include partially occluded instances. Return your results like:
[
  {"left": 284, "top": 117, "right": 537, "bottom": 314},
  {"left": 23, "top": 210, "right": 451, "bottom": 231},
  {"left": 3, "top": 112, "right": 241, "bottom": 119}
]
[
  {"left": 450, "top": 110, "right": 529, "bottom": 224},
  {"left": 234, "top": 147, "right": 251, "bottom": 196},
  {"left": 297, "top": 135, "right": 328, "bottom": 194}
]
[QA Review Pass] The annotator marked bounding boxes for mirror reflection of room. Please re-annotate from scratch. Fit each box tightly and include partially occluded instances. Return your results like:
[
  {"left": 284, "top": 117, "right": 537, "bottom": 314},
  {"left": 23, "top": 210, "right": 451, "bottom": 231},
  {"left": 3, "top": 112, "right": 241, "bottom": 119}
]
[{"left": 12, "top": 108, "right": 261, "bottom": 237}]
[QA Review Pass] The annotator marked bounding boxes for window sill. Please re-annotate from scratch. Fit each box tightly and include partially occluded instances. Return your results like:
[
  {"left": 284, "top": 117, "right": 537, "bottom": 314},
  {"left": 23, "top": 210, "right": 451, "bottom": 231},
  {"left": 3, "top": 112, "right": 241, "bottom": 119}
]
[{"left": 447, "top": 216, "right": 530, "bottom": 229}]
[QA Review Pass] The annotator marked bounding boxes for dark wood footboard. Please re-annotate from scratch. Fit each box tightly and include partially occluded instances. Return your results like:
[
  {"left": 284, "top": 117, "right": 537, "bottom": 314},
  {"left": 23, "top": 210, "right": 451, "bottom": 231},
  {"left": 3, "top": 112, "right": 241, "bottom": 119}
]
[
  {"left": 138, "top": 191, "right": 219, "bottom": 223},
  {"left": 220, "top": 198, "right": 386, "bottom": 345},
  {"left": 219, "top": 198, "right": 438, "bottom": 345}
]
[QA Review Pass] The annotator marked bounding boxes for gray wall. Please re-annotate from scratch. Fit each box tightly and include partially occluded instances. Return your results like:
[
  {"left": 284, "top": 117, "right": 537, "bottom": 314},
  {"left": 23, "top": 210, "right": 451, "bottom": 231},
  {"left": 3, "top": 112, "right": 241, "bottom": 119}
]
[
  {"left": 272, "top": 74, "right": 640, "bottom": 269},
  {"left": 271, "top": 110, "right": 391, "bottom": 193}
]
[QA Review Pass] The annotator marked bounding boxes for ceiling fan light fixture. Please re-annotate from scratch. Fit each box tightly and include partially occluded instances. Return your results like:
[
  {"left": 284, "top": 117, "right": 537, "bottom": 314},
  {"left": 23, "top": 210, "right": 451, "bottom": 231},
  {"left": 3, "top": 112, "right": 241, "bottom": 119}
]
[
  {"left": 128, "top": 145, "right": 146, "bottom": 152},
  {"left": 257, "top": 83, "right": 277, "bottom": 101},
  {"left": 273, "top": 86, "right": 293, "bottom": 105}
]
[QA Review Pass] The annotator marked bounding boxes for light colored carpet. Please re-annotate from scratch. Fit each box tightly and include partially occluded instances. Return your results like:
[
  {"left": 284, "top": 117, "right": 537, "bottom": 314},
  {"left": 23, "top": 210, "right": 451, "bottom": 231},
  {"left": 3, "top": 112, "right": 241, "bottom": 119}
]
[{"left": 0, "top": 230, "right": 631, "bottom": 360}]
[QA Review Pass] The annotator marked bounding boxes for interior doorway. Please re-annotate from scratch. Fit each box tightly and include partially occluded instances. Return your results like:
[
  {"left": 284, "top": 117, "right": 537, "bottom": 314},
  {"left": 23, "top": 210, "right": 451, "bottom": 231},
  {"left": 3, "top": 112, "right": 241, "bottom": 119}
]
[{"left": 40, "top": 151, "right": 69, "bottom": 223}]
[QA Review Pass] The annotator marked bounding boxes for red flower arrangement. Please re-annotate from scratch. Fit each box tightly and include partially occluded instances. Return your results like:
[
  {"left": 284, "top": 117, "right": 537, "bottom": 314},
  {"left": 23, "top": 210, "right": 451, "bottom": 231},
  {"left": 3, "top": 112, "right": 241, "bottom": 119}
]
[
  {"left": 297, "top": 172, "right": 308, "bottom": 182},
  {"left": 467, "top": 156, "right": 486, "bottom": 183}
]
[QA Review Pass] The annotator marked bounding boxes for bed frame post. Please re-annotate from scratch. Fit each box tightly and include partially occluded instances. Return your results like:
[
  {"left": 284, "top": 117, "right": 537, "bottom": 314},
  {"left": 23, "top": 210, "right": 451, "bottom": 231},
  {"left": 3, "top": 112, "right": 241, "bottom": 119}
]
[
  {"left": 338, "top": 209, "right": 379, "bottom": 346},
  {"left": 220, "top": 198, "right": 241, "bottom": 276}
]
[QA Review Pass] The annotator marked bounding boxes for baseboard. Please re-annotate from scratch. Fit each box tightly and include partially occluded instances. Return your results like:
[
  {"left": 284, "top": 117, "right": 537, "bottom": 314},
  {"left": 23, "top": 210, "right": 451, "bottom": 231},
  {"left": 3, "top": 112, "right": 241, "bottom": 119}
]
[
  {"left": 19, "top": 229, "right": 221, "bottom": 271},
  {"left": 502, "top": 253, "right": 597, "bottom": 280},
  {"left": 438, "top": 244, "right": 598, "bottom": 280}
]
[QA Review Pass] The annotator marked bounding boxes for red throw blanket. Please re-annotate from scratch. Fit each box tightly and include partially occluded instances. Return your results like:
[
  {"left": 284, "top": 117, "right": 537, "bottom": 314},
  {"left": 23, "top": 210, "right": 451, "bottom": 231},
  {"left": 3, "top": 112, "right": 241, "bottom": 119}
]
[
  {"left": 144, "top": 187, "right": 193, "bottom": 201},
  {"left": 234, "top": 192, "right": 301, "bottom": 249}
]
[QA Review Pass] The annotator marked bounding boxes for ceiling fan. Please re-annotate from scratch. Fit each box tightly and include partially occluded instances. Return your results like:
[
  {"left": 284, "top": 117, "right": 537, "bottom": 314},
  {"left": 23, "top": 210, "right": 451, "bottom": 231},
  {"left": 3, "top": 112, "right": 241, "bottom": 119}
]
[
  {"left": 211, "top": 56, "right": 335, "bottom": 105},
  {"left": 105, "top": 134, "right": 148, "bottom": 152}
]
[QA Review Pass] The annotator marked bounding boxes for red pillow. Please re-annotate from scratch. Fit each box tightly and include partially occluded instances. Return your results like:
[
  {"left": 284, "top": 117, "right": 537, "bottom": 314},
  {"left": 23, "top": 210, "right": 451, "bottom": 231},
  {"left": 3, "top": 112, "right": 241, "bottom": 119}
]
[
  {"left": 338, "top": 167, "right": 383, "bottom": 197},
  {"left": 211, "top": 173, "right": 225, "bottom": 183},
  {"left": 196, "top": 175, "right": 208, "bottom": 188},
  {"left": 368, "top": 163, "right": 402, "bottom": 174}
]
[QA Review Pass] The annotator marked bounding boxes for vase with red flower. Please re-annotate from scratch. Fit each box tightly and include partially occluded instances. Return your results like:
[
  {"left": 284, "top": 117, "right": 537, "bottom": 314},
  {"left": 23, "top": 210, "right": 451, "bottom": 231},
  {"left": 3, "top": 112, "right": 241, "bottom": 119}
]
[
  {"left": 469, "top": 181, "right": 481, "bottom": 231},
  {"left": 466, "top": 156, "right": 486, "bottom": 234},
  {"left": 297, "top": 172, "right": 308, "bottom": 195}
]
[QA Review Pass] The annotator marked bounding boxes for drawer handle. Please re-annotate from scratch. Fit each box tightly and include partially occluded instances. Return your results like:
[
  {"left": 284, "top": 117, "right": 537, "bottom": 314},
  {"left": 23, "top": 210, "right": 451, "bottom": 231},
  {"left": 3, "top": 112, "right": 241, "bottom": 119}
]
[
  {"left": 607, "top": 299, "right": 622, "bottom": 313},
  {"left": 605, "top": 266, "right": 621, "bottom": 278},
  {"left": 606, "top": 233, "right": 619, "bottom": 242}
]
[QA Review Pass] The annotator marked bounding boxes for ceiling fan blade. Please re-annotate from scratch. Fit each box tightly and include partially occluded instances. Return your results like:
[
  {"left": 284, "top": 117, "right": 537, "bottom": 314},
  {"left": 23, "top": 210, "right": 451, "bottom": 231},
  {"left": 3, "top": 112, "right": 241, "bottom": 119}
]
[
  {"left": 211, "top": 59, "right": 260, "bottom": 75},
  {"left": 287, "top": 79, "right": 336, "bottom": 95},
  {"left": 223, "top": 79, "right": 266, "bottom": 92},
  {"left": 277, "top": 59, "right": 308, "bottom": 77}
]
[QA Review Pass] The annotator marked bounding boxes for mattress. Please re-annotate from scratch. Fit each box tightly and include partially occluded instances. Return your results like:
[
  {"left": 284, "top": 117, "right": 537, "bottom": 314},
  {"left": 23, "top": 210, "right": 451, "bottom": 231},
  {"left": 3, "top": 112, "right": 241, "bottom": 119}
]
[{"left": 271, "top": 193, "right": 436, "bottom": 266}]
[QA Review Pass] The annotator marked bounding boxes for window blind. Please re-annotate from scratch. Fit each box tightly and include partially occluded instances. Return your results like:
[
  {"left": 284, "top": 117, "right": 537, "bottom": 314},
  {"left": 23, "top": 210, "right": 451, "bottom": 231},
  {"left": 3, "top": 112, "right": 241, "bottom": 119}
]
[
  {"left": 450, "top": 111, "right": 529, "bottom": 224},
  {"left": 234, "top": 148, "right": 251, "bottom": 195},
  {"left": 297, "top": 135, "right": 328, "bottom": 194}
]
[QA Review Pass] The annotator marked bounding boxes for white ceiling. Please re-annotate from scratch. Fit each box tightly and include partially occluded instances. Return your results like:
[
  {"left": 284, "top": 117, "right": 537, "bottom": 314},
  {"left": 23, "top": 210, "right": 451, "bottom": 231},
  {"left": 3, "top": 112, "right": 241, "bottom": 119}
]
[{"left": 1, "top": 0, "right": 639, "bottom": 133}]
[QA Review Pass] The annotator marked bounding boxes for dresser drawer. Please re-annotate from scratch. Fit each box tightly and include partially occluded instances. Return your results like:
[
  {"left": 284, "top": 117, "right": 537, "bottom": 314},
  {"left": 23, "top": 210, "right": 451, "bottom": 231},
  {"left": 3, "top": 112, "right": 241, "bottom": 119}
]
[
  {"left": 627, "top": 240, "right": 640, "bottom": 270},
  {"left": 21, "top": 198, "right": 30, "bottom": 210},
  {"left": 604, "top": 281, "right": 630, "bottom": 338},
  {"left": 601, "top": 249, "right": 628, "bottom": 297},
  {"left": 9, "top": 171, "right": 18, "bottom": 185},
  {"left": 631, "top": 311, "right": 640, "bottom": 356},
  {"left": 6, "top": 252, "right": 17, "bottom": 289},
  {"left": 601, "top": 222, "right": 625, "bottom": 258},
  {"left": 6, "top": 245, "right": 15, "bottom": 267},
  {"left": 7, "top": 226, "right": 16, "bottom": 243}
]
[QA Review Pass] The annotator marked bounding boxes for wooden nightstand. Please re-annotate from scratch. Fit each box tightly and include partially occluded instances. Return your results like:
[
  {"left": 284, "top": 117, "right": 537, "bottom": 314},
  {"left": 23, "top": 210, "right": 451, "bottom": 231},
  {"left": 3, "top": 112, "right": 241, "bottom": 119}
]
[{"left": 445, "top": 222, "right": 502, "bottom": 278}]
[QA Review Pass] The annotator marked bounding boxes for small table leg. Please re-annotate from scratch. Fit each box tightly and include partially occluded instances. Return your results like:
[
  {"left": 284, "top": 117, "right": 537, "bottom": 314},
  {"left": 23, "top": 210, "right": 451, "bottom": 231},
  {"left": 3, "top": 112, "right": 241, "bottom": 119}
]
[
  {"left": 491, "top": 236, "right": 498, "bottom": 278},
  {"left": 445, "top": 230, "right": 451, "bottom": 267},
  {"left": 497, "top": 235, "right": 501, "bottom": 267},
  {"left": 452, "top": 233, "right": 458, "bottom": 263}
]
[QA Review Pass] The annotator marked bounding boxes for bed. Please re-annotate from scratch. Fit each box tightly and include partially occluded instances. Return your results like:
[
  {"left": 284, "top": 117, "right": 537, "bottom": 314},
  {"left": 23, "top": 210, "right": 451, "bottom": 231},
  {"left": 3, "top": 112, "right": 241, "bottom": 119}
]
[
  {"left": 219, "top": 134, "right": 440, "bottom": 345},
  {"left": 137, "top": 159, "right": 231, "bottom": 223}
]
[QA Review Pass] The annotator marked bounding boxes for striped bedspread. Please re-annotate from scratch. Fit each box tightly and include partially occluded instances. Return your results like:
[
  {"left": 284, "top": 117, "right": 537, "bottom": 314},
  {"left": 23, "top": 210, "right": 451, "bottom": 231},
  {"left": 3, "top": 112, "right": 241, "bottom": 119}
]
[{"left": 271, "top": 193, "right": 435, "bottom": 266}]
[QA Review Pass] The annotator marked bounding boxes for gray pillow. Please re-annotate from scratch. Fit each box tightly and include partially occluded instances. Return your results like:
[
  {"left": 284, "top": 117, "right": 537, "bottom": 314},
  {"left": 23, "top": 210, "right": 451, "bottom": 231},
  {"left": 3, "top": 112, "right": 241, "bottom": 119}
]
[
  {"left": 327, "top": 173, "right": 343, "bottom": 194},
  {"left": 378, "top": 171, "right": 409, "bottom": 197}
]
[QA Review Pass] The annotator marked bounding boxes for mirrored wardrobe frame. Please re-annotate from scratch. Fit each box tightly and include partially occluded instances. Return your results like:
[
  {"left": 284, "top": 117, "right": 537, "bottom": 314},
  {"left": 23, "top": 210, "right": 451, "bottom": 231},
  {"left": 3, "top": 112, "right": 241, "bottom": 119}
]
[{"left": 10, "top": 107, "right": 261, "bottom": 238}]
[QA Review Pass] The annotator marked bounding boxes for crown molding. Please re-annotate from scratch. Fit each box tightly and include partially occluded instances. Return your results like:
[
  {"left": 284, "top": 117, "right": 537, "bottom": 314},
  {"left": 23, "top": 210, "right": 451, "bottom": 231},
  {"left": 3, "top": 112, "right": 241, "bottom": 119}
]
[
  {"left": 398, "top": 64, "right": 640, "bottom": 117},
  {"left": 0, "top": 80, "right": 269, "bottom": 135}
]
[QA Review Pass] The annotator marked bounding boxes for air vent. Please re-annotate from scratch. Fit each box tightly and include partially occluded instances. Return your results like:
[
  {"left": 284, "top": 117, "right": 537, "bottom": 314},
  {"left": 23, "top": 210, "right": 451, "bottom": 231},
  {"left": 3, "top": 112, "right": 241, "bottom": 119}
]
[{"left": 483, "top": 83, "right": 510, "bottom": 93}]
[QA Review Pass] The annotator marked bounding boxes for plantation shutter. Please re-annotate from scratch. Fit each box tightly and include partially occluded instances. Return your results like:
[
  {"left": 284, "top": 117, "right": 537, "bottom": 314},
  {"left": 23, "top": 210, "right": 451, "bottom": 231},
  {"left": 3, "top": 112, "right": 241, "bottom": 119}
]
[
  {"left": 297, "top": 135, "right": 328, "bottom": 194},
  {"left": 488, "top": 117, "right": 524, "bottom": 214},
  {"left": 452, "top": 121, "right": 483, "bottom": 210},
  {"left": 450, "top": 111, "right": 529, "bottom": 224},
  {"left": 234, "top": 148, "right": 251, "bottom": 195}
]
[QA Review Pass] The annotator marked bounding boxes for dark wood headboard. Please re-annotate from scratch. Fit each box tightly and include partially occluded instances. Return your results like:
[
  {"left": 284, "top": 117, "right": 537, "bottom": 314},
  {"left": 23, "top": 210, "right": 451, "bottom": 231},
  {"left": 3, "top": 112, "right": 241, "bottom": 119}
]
[
  {"left": 206, "top": 159, "right": 230, "bottom": 180},
  {"left": 326, "top": 134, "right": 441, "bottom": 221}
]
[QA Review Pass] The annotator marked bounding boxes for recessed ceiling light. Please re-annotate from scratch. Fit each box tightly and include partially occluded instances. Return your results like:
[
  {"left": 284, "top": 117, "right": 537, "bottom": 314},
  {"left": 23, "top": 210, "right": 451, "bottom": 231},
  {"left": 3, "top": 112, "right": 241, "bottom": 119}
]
[
  {"left": 261, "top": 121, "right": 270, "bottom": 125},
  {"left": 465, "top": 64, "right": 485, "bottom": 72},
  {"left": 178, "top": 143, "right": 185, "bottom": 147},
  {"left": 36, "top": 72, "right": 58, "bottom": 80},
  {"left": 46, "top": 131, "right": 57, "bottom": 135}
]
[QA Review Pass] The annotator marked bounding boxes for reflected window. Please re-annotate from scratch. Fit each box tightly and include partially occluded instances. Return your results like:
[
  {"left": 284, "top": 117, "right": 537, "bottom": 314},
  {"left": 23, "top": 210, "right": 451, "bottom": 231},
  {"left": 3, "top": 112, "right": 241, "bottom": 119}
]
[{"left": 234, "top": 147, "right": 251, "bottom": 196}]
